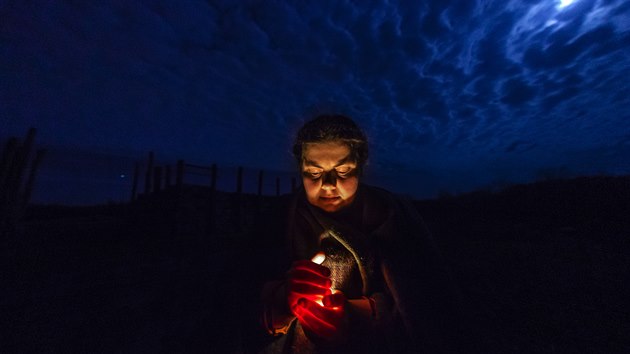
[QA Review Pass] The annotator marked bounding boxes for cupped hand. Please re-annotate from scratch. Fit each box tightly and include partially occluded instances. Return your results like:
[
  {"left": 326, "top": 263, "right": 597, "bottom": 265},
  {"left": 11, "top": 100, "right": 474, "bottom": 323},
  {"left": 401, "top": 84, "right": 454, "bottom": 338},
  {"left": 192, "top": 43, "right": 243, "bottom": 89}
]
[
  {"left": 286, "top": 258, "right": 332, "bottom": 313},
  {"left": 293, "top": 291, "right": 348, "bottom": 341}
]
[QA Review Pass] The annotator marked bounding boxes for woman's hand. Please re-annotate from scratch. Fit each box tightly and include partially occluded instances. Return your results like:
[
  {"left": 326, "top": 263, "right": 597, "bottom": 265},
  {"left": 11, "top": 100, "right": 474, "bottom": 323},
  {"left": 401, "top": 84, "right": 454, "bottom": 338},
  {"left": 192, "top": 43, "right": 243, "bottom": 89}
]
[
  {"left": 286, "top": 252, "right": 349, "bottom": 342},
  {"left": 262, "top": 253, "right": 331, "bottom": 334},
  {"left": 286, "top": 255, "right": 332, "bottom": 314},
  {"left": 293, "top": 291, "right": 348, "bottom": 342}
]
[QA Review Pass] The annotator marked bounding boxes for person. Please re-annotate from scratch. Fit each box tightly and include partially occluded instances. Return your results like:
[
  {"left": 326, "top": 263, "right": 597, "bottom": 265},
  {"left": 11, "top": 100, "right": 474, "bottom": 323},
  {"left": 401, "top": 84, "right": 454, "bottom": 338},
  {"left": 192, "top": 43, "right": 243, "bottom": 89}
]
[{"left": 255, "top": 114, "right": 470, "bottom": 353}]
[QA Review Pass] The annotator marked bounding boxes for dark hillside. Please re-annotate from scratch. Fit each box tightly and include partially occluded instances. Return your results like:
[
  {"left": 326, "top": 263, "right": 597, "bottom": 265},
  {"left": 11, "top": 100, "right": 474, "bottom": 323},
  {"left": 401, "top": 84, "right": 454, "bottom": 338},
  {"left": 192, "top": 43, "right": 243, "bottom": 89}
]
[{"left": 3, "top": 176, "right": 629, "bottom": 352}]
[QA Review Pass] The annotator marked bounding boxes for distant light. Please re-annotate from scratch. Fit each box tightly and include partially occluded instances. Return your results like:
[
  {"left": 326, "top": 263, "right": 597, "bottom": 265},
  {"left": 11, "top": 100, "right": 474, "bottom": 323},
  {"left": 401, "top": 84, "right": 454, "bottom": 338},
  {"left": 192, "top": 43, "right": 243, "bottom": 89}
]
[
  {"left": 120, "top": 174, "right": 126, "bottom": 178},
  {"left": 557, "top": 0, "right": 576, "bottom": 9}
]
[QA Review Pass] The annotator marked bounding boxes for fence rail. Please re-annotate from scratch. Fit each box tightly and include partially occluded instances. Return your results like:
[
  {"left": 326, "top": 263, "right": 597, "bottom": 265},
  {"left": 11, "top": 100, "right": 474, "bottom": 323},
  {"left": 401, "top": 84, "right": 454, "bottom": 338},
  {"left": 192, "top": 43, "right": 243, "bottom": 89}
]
[{"left": 131, "top": 151, "right": 299, "bottom": 201}]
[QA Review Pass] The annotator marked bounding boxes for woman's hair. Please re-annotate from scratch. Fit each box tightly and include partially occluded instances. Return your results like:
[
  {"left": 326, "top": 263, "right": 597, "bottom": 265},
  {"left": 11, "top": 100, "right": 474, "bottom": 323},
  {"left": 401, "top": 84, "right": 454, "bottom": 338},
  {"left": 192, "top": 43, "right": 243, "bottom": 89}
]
[{"left": 292, "top": 114, "right": 369, "bottom": 172}]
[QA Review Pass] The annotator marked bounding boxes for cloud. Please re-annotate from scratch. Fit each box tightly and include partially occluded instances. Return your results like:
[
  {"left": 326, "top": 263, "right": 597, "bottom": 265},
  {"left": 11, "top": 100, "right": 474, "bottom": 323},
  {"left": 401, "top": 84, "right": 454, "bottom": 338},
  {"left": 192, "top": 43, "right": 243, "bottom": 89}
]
[
  {"left": 500, "top": 78, "right": 538, "bottom": 106},
  {"left": 2, "top": 0, "right": 630, "bottom": 201}
]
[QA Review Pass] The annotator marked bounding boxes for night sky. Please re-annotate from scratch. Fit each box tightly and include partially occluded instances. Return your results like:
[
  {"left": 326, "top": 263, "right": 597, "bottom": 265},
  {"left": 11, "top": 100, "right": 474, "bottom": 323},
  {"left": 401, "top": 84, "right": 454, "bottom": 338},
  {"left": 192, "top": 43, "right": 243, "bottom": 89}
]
[{"left": 2, "top": 0, "right": 630, "bottom": 203}]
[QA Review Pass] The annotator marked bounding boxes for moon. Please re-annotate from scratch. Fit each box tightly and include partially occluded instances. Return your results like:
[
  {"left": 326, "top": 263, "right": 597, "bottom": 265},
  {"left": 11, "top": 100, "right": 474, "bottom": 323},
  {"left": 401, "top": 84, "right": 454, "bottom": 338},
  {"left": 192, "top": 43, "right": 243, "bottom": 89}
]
[{"left": 557, "top": 0, "right": 576, "bottom": 9}]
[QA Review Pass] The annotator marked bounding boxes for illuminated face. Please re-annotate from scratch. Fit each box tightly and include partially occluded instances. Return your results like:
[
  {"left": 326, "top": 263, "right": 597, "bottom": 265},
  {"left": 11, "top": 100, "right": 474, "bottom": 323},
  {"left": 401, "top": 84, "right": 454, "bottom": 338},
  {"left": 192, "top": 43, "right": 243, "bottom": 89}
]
[{"left": 301, "top": 141, "right": 359, "bottom": 213}]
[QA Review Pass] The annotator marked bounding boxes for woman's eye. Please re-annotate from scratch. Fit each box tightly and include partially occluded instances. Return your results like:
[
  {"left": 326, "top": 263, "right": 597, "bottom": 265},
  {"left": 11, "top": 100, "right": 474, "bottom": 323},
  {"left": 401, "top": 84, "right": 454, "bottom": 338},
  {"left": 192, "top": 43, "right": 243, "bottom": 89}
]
[
  {"left": 304, "top": 171, "right": 321, "bottom": 179},
  {"left": 335, "top": 167, "right": 352, "bottom": 177}
]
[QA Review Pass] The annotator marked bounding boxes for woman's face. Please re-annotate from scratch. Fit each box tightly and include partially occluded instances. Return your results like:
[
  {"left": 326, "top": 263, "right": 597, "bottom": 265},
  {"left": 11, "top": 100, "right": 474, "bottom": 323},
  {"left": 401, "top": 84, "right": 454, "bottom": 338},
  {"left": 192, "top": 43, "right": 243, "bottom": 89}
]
[{"left": 301, "top": 141, "right": 359, "bottom": 213}]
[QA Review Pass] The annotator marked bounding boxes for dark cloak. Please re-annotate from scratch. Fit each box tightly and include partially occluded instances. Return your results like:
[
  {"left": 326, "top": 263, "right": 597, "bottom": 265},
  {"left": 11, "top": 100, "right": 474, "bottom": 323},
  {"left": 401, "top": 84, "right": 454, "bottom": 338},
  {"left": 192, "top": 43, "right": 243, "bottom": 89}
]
[{"left": 251, "top": 184, "right": 473, "bottom": 353}]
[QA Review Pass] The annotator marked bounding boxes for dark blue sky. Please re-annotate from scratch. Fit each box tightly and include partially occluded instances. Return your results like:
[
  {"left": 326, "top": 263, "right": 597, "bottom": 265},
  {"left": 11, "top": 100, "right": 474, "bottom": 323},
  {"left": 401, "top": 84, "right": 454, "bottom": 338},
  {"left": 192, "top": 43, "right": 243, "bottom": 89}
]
[{"left": 2, "top": 0, "right": 630, "bottom": 203}]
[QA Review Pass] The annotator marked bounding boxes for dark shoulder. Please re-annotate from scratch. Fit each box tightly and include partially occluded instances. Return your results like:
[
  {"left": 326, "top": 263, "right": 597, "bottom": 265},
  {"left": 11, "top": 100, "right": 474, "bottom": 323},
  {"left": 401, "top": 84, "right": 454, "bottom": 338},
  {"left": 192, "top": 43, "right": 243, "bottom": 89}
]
[
  {"left": 360, "top": 184, "right": 395, "bottom": 209},
  {"left": 360, "top": 184, "right": 430, "bottom": 240},
  {"left": 360, "top": 184, "right": 420, "bottom": 217}
]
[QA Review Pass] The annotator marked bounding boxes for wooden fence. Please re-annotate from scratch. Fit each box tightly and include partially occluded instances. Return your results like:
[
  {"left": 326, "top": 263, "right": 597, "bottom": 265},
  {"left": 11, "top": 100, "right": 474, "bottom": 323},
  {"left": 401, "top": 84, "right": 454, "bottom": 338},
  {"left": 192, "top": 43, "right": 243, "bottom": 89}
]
[
  {"left": 128, "top": 151, "right": 300, "bottom": 237},
  {"left": 1, "top": 128, "right": 46, "bottom": 237},
  {"left": 131, "top": 151, "right": 299, "bottom": 201}
]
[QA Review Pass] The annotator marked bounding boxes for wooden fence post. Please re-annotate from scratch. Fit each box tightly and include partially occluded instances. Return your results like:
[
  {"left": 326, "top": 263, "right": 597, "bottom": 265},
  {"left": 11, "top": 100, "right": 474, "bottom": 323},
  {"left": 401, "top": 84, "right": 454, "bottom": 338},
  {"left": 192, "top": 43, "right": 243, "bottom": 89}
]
[
  {"left": 236, "top": 166, "right": 243, "bottom": 194},
  {"left": 153, "top": 166, "right": 162, "bottom": 193},
  {"left": 130, "top": 162, "right": 140, "bottom": 201},
  {"left": 258, "top": 170, "right": 264, "bottom": 196},
  {"left": 16, "top": 128, "right": 36, "bottom": 184},
  {"left": 0, "top": 138, "right": 18, "bottom": 190},
  {"left": 22, "top": 148, "right": 46, "bottom": 208},
  {"left": 144, "top": 151, "right": 154, "bottom": 194},
  {"left": 5, "top": 128, "right": 35, "bottom": 209},
  {"left": 276, "top": 177, "right": 280, "bottom": 197},
  {"left": 291, "top": 177, "right": 296, "bottom": 192},
  {"left": 1, "top": 128, "right": 36, "bottom": 237},
  {"left": 165, "top": 165, "right": 172, "bottom": 187},
  {"left": 207, "top": 163, "right": 216, "bottom": 235},
  {"left": 210, "top": 164, "right": 217, "bottom": 191},
  {"left": 234, "top": 166, "right": 243, "bottom": 232},
  {"left": 176, "top": 160, "right": 184, "bottom": 188}
]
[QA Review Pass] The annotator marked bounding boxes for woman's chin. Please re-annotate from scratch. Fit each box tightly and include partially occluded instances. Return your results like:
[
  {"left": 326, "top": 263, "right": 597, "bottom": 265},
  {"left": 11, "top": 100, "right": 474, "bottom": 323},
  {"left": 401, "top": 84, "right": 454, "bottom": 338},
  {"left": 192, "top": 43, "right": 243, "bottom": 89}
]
[{"left": 315, "top": 197, "right": 344, "bottom": 212}]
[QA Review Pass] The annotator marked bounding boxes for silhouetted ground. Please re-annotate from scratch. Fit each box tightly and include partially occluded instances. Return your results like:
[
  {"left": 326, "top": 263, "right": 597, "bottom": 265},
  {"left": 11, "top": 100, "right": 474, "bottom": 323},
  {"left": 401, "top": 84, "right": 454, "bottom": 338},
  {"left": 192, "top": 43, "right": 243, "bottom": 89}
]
[
  {"left": 3, "top": 209, "right": 247, "bottom": 352},
  {"left": 415, "top": 176, "right": 630, "bottom": 353},
  {"left": 3, "top": 176, "right": 629, "bottom": 353}
]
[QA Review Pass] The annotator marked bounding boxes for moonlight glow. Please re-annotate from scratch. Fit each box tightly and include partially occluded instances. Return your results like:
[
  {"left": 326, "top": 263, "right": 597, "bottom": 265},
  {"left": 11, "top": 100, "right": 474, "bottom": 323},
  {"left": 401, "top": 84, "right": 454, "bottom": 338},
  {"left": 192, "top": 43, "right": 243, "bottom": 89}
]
[{"left": 558, "top": 0, "right": 576, "bottom": 9}]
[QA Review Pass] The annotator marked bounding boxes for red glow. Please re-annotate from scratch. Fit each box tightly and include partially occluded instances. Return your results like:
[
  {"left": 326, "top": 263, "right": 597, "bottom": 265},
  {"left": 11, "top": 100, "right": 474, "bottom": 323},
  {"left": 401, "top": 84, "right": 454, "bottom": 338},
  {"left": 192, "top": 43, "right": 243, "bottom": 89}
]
[
  {"left": 310, "top": 252, "right": 334, "bottom": 307},
  {"left": 286, "top": 252, "right": 346, "bottom": 339}
]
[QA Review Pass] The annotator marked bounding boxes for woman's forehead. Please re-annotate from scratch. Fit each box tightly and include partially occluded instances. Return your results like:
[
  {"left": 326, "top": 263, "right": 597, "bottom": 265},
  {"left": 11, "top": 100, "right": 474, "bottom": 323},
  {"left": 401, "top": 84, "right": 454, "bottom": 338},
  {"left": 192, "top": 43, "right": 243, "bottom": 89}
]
[{"left": 303, "top": 141, "right": 353, "bottom": 165}]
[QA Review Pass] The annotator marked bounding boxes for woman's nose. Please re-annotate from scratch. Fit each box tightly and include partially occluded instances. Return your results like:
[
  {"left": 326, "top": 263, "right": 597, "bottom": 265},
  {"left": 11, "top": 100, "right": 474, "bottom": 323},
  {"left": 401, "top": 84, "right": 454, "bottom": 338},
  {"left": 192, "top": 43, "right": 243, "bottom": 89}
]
[
  {"left": 321, "top": 183, "right": 336, "bottom": 191},
  {"left": 321, "top": 171, "right": 337, "bottom": 189}
]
